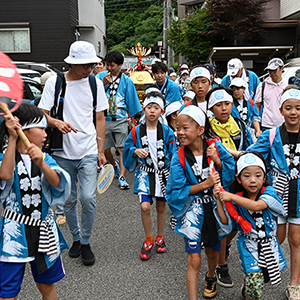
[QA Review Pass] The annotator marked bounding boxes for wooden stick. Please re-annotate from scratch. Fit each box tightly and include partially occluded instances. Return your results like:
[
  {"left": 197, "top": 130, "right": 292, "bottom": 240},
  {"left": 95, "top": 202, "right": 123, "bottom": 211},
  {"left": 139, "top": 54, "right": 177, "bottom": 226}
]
[{"left": 0, "top": 102, "right": 30, "bottom": 148}]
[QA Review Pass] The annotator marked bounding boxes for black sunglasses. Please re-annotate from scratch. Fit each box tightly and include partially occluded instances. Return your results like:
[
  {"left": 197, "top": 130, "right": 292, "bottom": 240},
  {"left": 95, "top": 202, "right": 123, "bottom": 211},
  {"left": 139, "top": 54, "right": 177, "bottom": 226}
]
[{"left": 82, "top": 63, "right": 97, "bottom": 70}]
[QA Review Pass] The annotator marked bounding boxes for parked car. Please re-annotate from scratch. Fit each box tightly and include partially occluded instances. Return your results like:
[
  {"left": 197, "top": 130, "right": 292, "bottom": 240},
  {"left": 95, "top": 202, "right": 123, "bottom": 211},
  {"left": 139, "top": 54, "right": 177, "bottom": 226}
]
[
  {"left": 17, "top": 68, "right": 42, "bottom": 83},
  {"left": 14, "top": 61, "right": 59, "bottom": 75}
]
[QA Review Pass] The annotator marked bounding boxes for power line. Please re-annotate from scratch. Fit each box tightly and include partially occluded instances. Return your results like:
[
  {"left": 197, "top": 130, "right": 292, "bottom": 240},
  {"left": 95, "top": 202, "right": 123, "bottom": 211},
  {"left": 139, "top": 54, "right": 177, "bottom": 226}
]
[{"left": 105, "top": 0, "right": 157, "bottom": 7}]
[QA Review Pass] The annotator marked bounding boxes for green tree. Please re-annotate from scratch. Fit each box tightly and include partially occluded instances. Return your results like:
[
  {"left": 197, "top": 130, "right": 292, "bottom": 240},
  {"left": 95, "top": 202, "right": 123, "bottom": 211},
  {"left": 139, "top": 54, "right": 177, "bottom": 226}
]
[
  {"left": 167, "top": 7, "right": 212, "bottom": 65},
  {"left": 205, "top": 0, "right": 269, "bottom": 46},
  {"left": 105, "top": 1, "right": 164, "bottom": 55}
]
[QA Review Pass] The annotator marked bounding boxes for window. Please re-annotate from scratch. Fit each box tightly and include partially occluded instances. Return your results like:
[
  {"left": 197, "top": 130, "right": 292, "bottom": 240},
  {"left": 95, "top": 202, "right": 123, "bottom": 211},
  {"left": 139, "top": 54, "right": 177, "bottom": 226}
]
[{"left": 0, "top": 29, "right": 30, "bottom": 53}]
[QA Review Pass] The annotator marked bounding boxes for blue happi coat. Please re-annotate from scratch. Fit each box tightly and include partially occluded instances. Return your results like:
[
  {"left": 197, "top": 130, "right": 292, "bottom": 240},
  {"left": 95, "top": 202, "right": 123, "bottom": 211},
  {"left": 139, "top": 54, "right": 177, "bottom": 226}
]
[
  {"left": 165, "top": 140, "right": 235, "bottom": 242},
  {"left": 247, "top": 126, "right": 300, "bottom": 217},
  {"left": 153, "top": 78, "right": 182, "bottom": 104},
  {"left": 96, "top": 71, "right": 142, "bottom": 120},
  {"left": 123, "top": 123, "right": 176, "bottom": 194},
  {"left": 217, "top": 186, "right": 286, "bottom": 274},
  {"left": 0, "top": 153, "right": 70, "bottom": 270}
]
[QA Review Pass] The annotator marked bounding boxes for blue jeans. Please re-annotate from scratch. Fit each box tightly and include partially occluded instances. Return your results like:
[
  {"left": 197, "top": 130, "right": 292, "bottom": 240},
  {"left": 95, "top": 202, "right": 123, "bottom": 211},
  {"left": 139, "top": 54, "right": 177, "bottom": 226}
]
[{"left": 53, "top": 154, "right": 98, "bottom": 245}]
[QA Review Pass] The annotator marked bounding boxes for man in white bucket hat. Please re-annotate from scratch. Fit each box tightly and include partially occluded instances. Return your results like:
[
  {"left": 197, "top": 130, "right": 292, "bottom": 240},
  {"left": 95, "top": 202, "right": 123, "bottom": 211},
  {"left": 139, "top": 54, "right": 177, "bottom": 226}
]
[{"left": 39, "top": 41, "right": 109, "bottom": 266}]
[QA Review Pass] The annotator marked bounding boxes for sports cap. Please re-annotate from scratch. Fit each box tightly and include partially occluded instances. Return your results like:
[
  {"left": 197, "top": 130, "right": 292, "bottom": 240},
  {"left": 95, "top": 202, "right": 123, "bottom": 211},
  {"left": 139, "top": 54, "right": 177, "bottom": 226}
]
[
  {"left": 178, "top": 105, "right": 206, "bottom": 126},
  {"left": 165, "top": 101, "right": 182, "bottom": 117},
  {"left": 281, "top": 88, "right": 300, "bottom": 107},
  {"left": 179, "top": 64, "right": 189, "bottom": 71},
  {"left": 190, "top": 67, "right": 211, "bottom": 83},
  {"left": 227, "top": 58, "right": 243, "bottom": 76},
  {"left": 184, "top": 90, "right": 196, "bottom": 99},
  {"left": 64, "top": 41, "right": 100, "bottom": 64},
  {"left": 264, "top": 58, "right": 284, "bottom": 71},
  {"left": 237, "top": 153, "right": 266, "bottom": 175},
  {"left": 22, "top": 115, "right": 47, "bottom": 130},
  {"left": 230, "top": 77, "right": 247, "bottom": 88},
  {"left": 143, "top": 96, "right": 164, "bottom": 110},
  {"left": 40, "top": 72, "right": 54, "bottom": 86},
  {"left": 208, "top": 89, "right": 233, "bottom": 109}
]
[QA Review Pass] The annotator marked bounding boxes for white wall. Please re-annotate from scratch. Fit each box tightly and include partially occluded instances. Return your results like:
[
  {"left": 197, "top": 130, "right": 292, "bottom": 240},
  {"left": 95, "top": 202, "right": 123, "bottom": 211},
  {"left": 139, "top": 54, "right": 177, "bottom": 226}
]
[
  {"left": 280, "top": 0, "right": 300, "bottom": 19},
  {"left": 78, "top": 0, "right": 107, "bottom": 57}
]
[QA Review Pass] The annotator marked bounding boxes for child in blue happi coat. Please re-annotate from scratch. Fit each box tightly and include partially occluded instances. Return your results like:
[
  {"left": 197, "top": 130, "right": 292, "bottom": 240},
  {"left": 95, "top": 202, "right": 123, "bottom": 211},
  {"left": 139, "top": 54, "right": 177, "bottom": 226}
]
[
  {"left": 0, "top": 104, "right": 70, "bottom": 299},
  {"left": 123, "top": 91, "right": 176, "bottom": 261},
  {"left": 214, "top": 152, "right": 286, "bottom": 300},
  {"left": 165, "top": 105, "right": 235, "bottom": 299}
]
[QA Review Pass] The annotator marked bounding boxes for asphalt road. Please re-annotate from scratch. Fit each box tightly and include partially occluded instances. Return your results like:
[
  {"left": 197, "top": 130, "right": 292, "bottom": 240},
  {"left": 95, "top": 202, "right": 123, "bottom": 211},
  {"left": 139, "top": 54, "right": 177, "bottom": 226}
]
[{"left": 16, "top": 169, "right": 290, "bottom": 300}]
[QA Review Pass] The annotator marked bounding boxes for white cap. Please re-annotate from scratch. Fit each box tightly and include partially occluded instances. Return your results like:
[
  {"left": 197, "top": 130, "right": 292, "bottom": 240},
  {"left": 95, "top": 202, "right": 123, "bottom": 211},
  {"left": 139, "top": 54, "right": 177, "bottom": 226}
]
[
  {"left": 230, "top": 77, "right": 247, "bottom": 88},
  {"left": 181, "top": 70, "right": 189, "bottom": 76},
  {"left": 227, "top": 58, "right": 243, "bottom": 76},
  {"left": 208, "top": 89, "right": 233, "bottom": 109},
  {"left": 40, "top": 71, "right": 54, "bottom": 86},
  {"left": 165, "top": 101, "right": 182, "bottom": 117},
  {"left": 178, "top": 105, "right": 206, "bottom": 126},
  {"left": 64, "top": 41, "right": 100, "bottom": 64},
  {"left": 264, "top": 58, "right": 284, "bottom": 71},
  {"left": 281, "top": 88, "right": 300, "bottom": 107},
  {"left": 169, "top": 72, "right": 177, "bottom": 77},
  {"left": 237, "top": 153, "right": 266, "bottom": 175},
  {"left": 184, "top": 90, "right": 196, "bottom": 99},
  {"left": 190, "top": 67, "right": 211, "bottom": 82}
]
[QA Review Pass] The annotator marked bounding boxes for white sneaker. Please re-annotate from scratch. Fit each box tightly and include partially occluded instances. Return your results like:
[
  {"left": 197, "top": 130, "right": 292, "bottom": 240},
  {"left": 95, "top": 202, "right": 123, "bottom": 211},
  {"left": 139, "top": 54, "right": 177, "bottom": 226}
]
[{"left": 286, "top": 285, "right": 300, "bottom": 300}]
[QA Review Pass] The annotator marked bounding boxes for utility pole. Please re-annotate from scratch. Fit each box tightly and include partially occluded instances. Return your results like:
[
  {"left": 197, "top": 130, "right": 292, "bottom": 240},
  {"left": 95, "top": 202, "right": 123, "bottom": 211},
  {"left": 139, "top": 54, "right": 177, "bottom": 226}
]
[
  {"left": 163, "top": 0, "right": 167, "bottom": 65},
  {"left": 167, "top": 0, "right": 173, "bottom": 68}
]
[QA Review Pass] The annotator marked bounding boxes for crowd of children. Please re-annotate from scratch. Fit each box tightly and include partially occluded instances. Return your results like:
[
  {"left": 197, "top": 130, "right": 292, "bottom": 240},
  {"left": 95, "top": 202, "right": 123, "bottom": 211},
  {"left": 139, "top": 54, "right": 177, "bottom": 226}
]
[{"left": 1, "top": 59, "right": 300, "bottom": 300}]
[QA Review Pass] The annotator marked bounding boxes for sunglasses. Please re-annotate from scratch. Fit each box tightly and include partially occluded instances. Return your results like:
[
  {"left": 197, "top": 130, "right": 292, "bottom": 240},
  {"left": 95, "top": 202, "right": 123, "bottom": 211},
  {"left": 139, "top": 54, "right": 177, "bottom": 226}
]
[{"left": 82, "top": 63, "right": 97, "bottom": 70}]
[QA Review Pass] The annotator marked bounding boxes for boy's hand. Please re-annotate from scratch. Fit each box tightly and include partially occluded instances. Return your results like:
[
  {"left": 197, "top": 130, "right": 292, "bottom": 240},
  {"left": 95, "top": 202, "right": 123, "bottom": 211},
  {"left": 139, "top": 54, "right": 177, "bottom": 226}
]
[
  {"left": 4, "top": 115, "right": 20, "bottom": 140},
  {"left": 205, "top": 172, "right": 220, "bottom": 188},
  {"left": 25, "top": 144, "right": 44, "bottom": 168},
  {"left": 207, "top": 143, "right": 219, "bottom": 163},
  {"left": 219, "top": 191, "right": 232, "bottom": 202},
  {"left": 213, "top": 184, "right": 221, "bottom": 199},
  {"left": 134, "top": 148, "right": 148, "bottom": 158},
  {"left": 102, "top": 73, "right": 111, "bottom": 86}
]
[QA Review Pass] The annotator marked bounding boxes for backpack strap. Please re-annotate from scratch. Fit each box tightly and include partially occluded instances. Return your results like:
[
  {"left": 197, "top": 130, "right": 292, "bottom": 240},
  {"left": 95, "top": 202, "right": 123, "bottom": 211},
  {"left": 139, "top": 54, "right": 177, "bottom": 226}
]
[
  {"left": 88, "top": 74, "right": 97, "bottom": 125},
  {"left": 132, "top": 126, "right": 137, "bottom": 146},
  {"left": 52, "top": 72, "right": 66, "bottom": 120},
  {"left": 261, "top": 81, "right": 266, "bottom": 106},
  {"left": 269, "top": 127, "right": 276, "bottom": 148},
  {"left": 248, "top": 98, "right": 254, "bottom": 107},
  {"left": 178, "top": 146, "right": 185, "bottom": 171}
]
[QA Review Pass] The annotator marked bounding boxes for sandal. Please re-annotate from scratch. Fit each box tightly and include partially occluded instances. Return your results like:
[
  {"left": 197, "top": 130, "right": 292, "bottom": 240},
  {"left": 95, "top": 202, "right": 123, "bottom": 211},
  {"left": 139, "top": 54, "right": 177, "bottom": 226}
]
[{"left": 56, "top": 215, "right": 66, "bottom": 225}]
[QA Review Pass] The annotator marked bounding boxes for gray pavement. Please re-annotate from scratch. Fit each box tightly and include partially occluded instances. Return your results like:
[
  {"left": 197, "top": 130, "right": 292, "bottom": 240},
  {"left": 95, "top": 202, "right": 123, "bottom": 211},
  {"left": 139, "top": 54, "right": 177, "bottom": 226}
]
[{"left": 17, "top": 170, "right": 290, "bottom": 299}]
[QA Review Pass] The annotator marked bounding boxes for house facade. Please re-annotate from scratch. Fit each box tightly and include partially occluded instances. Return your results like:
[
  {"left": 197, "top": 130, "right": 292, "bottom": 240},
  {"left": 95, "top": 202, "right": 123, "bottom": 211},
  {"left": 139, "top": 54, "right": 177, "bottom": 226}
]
[{"left": 0, "top": 0, "right": 106, "bottom": 70}]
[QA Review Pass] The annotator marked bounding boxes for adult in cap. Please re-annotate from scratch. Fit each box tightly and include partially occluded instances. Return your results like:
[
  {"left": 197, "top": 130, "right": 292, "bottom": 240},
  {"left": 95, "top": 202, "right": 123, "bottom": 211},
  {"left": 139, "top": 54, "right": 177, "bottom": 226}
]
[
  {"left": 39, "top": 41, "right": 109, "bottom": 266},
  {"left": 221, "top": 58, "right": 260, "bottom": 100},
  {"left": 255, "top": 58, "right": 288, "bottom": 130}
]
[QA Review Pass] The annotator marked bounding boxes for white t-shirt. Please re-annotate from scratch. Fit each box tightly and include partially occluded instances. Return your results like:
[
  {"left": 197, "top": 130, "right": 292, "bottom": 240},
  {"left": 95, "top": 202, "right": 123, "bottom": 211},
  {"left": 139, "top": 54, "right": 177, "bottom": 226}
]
[
  {"left": 145, "top": 129, "right": 163, "bottom": 197},
  {"left": 39, "top": 75, "right": 108, "bottom": 159},
  {"left": 195, "top": 155, "right": 203, "bottom": 176},
  {"left": 197, "top": 101, "right": 213, "bottom": 118}
]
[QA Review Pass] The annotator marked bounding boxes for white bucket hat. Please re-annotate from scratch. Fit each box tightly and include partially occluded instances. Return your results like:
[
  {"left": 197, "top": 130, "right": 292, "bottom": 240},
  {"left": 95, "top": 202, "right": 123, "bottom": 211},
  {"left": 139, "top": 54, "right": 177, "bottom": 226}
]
[{"left": 64, "top": 41, "right": 100, "bottom": 64}]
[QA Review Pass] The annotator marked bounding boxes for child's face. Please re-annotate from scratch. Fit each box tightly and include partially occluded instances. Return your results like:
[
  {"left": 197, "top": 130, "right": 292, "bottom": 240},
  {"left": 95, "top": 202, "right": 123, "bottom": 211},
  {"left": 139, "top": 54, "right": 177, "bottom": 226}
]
[
  {"left": 24, "top": 127, "right": 47, "bottom": 150},
  {"left": 106, "top": 62, "right": 122, "bottom": 76},
  {"left": 176, "top": 114, "right": 204, "bottom": 146},
  {"left": 232, "top": 86, "right": 245, "bottom": 100},
  {"left": 153, "top": 69, "right": 167, "bottom": 85},
  {"left": 211, "top": 101, "right": 233, "bottom": 123},
  {"left": 170, "top": 75, "right": 177, "bottom": 81},
  {"left": 280, "top": 99, "right": 300, "bottom": 130},
  {"left": 143, "top": 103, "right": 163, "bottom": 122},
  {"left": 237, "top": 166, "right": 265, "bottom": 198},
  {"left": 191, "top": 77, "right": 210, "bottom": 99}
]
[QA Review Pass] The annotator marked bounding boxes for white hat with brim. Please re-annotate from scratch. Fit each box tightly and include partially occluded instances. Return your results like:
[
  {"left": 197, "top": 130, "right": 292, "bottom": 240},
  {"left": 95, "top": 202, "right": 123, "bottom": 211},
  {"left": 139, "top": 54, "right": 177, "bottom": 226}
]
[
  {"left": 64, "top": 41, "right": 100, "bottom": 64},
  {"left": 227, "top": 58, "right": 243, "bottom": 76},
  {"left": 264, "top": 58, "right": 284, "bottom": 71},
  {"left": 230, "top": 77, "right": 247, "bottom": 88}
]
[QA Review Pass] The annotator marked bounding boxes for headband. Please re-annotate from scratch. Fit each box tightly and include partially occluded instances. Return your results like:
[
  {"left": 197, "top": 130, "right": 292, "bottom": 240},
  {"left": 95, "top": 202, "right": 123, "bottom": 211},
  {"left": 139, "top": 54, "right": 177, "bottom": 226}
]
[
  {"left": 178, "top": 105, "right": 206, "bottom": 126},
  {"left": 145, "top": 87, "right": 161, "bottom": 94},
  {"left": 165, "top": 101, "right": 182, "bottom": 117},
  {"left": 208, "top": 89, "right": 233, "bottom": 109},
  {"left": 143, "top": 96, "right": 164, "bottom": 110},
  {"left": 190, "top": 67, "right": 211, "bottom": 82},
  {"left": 237, "top": 153, "right": 266, "bottom": 175},
  {"left": 22, "top": 115, "right": 47, "bottom": 130},
  {"left": 184, "top": 90, "right": 196, "bottom": 99},
  {"left": 281, "top": 88, "right": 300, "bottom": 107}
]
